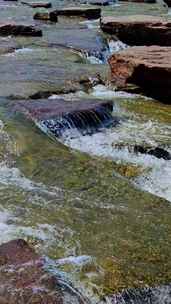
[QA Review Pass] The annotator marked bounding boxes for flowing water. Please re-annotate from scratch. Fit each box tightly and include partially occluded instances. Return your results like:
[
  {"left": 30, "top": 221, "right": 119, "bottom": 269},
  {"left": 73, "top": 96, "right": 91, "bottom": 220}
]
[{"left": 0, "top": 0, "right": 171, "bottom": 303}]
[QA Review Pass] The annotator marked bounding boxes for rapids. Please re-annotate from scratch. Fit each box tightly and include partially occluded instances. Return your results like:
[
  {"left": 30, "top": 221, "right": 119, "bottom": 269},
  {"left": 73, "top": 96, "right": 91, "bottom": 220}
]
[{"left": 0, "top": 0, "right": 171, "bottom": 303}]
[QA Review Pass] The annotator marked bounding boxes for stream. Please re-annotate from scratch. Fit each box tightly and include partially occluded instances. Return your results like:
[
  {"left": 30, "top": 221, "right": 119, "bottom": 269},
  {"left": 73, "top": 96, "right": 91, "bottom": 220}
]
[{"left": 0, "top": 0, "right": 171, "bottom": 303}]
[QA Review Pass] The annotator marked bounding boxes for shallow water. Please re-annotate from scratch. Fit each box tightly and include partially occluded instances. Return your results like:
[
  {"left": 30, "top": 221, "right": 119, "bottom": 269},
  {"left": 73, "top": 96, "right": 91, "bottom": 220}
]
[{"left": 0, "top": 0, "right": 171, "bottom": 303}]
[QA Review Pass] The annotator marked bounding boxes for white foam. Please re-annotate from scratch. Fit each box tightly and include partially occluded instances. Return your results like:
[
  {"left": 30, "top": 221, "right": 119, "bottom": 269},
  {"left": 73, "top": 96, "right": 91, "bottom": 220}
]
[
  {"left": 108, "top": 39, "right": 128, "bottom": 54},
  {"left": 56, "top": 255, "right": 93, "bottom": 266},
  {"left": 60, "top": 119, "right": 171, "bottom": 202},
  {"left": 0, "top": 162, "right": 61, "bottom": 197},
  {"left": 91, "top": 84, "right": 137, "bottom": 99}
]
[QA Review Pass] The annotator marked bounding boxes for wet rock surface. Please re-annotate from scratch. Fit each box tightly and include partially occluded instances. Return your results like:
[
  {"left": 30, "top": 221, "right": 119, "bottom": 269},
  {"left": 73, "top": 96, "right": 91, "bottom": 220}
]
[
  {"left": 109, "top": 45, "right": 171, "bottom": 103},
  {"left": 100, "top": 15, "right": 171, "bottom": 46},
  {"left": 0, "top": 0, "right": 171, "bottom": 302},
  {"left": 21, "top": 1, "right": 52, "bottom": 8},
  {"left": 0, "top": 239, "right": 86, "bottom": 304},
  {"left": 0, "top": 23, "right": 42, "bottom": 36},
  {"left": 0, "top": 239, "right": 63, "bottom": 304},
  {"left": 50, "top": 7, "right": 101, "bottom": 21},
  {"left": 33, "top": 12, "right": 51, "bottom": 20},
  {"left": 134, "top": 145, "right": 171, "bottom": 160}
]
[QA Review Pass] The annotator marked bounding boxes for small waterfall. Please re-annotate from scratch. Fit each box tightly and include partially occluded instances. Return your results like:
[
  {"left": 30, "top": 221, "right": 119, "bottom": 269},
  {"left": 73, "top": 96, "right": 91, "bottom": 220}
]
[
  {"left": 15, "top": 99, "right": 118, "bottom": 138},
  {"left": 39, "top": 103, "right": 116, "bottom": 137}
]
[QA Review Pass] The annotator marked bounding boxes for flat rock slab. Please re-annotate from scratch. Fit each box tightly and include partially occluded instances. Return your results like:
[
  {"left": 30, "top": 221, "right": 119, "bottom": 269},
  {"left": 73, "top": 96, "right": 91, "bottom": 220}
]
[
  {"left": 100, "top": 15, "right": 171, "bottom": 46},
  {"left": 16, "top": 98, "right": 113, "bottom": 120},
  {"left": 50, "top": 7, "right": 101, "bottom": 21},
  {"left": 0, "top": 23, "right": 42, "bottom": 36},
  {"left": 46, "top": 27, "right": 106, "bottom": 58},
  {"left": 109, "top": 45, "right": 171, "bottom": 103},
  {"left": 0, "top": 239, "right": 85, "bottom": 304},
  {"left": 21, "top": 1, "right": 52, "bottom": 8}
]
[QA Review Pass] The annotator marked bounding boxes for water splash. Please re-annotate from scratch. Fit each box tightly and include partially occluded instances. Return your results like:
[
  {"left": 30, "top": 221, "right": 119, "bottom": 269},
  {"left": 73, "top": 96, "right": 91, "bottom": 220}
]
[
  {"left": 108, "top": 39, "right": 128, "bottom": 54},
  {"left": 101, "top": 284, "right": 171, "bottom": 304},
  {"left": 60, "top": 119, "right": 171, "bottom": 202}
]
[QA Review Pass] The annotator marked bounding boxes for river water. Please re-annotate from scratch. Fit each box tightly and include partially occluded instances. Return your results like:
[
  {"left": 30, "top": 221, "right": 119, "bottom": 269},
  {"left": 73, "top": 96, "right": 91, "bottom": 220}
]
[{"left": 0, "top": 0, "right": 171, "bottom": 303}]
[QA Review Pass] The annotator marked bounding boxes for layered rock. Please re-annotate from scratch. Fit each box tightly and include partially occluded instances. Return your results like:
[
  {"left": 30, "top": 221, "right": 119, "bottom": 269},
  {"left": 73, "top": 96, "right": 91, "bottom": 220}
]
[
  {"left": 49, "top": 7, "right": 101, "bottom": 21},
  {"left": 0, "top": 23, "right": 42, "bottom": 36},
  {"left": 109, "top": 46, "right": 171, "bottom": 103},
  {"left": 100, "top": 15, "right": 171, "bottom": 46}
]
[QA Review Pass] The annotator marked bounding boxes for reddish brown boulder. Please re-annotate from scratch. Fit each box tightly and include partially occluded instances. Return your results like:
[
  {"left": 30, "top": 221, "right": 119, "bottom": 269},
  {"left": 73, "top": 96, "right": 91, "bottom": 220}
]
[
  {"left": 100, "top": 15, "right": 171, "bottom": 46},
  {"left": 108, "top": 46, "right": 171, "bottom": 103},
  {"left": 21, "top": 1, "right": 52, "bottom": 8},
  {"left": 0, "top": 23, "right": 42, "bottom": 36},
  {"left": 0, "top": 239, "right": 84, "bottom": 304},
  {"left": 49, "top": 7, "right": 101, "bottom": 21}
]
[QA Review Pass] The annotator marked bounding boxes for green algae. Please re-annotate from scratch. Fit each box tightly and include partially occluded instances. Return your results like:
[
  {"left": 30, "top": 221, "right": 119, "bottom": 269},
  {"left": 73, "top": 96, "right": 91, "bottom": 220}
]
[{"left": 0, "top": 109, "right": 169, "bottom": 295}]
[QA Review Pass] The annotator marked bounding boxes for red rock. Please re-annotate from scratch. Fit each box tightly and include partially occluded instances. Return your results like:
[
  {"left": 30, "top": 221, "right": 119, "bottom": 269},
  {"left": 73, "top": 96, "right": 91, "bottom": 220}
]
[
  {"left": 108, "top": 46, "right": 171, "bottom": 104},
  {"left": 0, "top": 239, "right": 84, "bottom": 304},
  {"left": 100, "top": 15, "right": 171, "bottom": 46},
  {"left": 0, "top": 23, "right": 42, "bottom": 36},
  {"left": 49, "top": 7, "right": 101, "bottom": 21}
]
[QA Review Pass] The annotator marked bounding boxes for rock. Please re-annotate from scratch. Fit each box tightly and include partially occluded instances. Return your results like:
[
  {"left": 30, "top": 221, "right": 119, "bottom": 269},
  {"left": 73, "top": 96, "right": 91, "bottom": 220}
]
[
  {"left": 100, "top": 15, "right": 171, "bottom": 46},
  {"left": 49, "top": 7, "right": 101, "bottom": 21},
  {"left": 0, "top": 239, "right": 62, "bottom": 304},
  {"left": 15, "top": 98, "right": 116, "bottom": 136},
  {"left": 164, "top": 0, "right": 171, "bottom": 6},
  {"left": 108, "top": 46, "right": 171, "bottom": 104},
  {"left": 22, "top": 1, "right": 51, "bottom": 8},
  {"left": 0, "top": 23, "right": 42, "bottom": 36},
  {"left": 134, "top": 145, "right": 171, "bottom": 160},
  {"left": 0, "top": 239, "right": 86, "bottom": 304},
  {"left": 81, "top": 0, "right": 110, "bottom": 5},
  {"left": 33, "top": 12, "right": 51, "bottom": 21}
]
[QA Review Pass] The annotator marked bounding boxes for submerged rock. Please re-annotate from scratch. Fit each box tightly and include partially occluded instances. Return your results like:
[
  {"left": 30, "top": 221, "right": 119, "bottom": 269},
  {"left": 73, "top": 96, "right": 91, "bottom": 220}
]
[
  {"left": 49, "top": 7, "right": 101, "bottom": 21},
  {"left": 108, "top": 46, "right": 171, "bottom": 104},
  {"left": 100, "top": 15, "right": 171, "bottom": 46},
  {"left": 0, "top": 23, "right": 42, "bottom": 36},
  {"left": 21, "top": 1, "right": 52, "bottom": 8}
]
